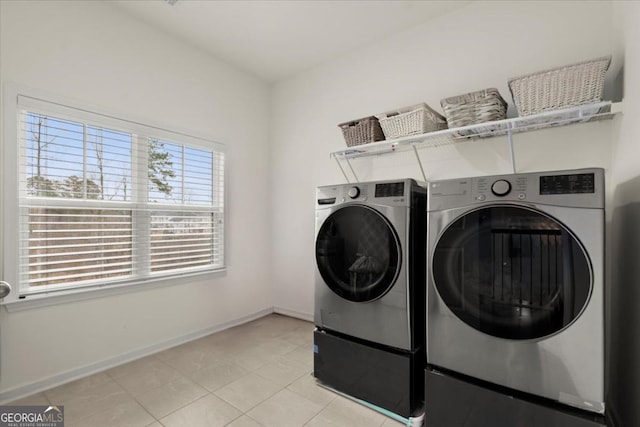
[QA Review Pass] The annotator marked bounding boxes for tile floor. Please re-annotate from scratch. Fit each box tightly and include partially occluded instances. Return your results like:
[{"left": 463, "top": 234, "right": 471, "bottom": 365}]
[{"left": 9, "top": 314, "right": 404, "bottom": 426}]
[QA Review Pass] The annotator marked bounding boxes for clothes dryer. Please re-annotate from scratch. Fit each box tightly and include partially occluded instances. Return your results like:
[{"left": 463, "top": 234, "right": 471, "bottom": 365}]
[
  {"left": 314, "top": 178, "right": 426, "bottom": 417},
  {"left": 426, "top": 168, "right": 605, "bottom": 414}
]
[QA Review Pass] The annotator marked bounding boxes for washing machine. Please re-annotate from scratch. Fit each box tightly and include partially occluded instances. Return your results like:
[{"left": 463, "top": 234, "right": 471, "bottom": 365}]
[
  {"left": 426, "top": 168, "right": 605, "bottom": 415},
  {"left": 313, "top": 178, "right": 426, "bottom": 417}
]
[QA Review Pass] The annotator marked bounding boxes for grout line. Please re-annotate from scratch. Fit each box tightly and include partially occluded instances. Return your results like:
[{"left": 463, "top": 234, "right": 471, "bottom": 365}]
[
  {"left": 0, "top": 308, "right": 275, "bottom": 404},
  {"left": 9, "top": 316, "right": 388, "bottom": 427}
]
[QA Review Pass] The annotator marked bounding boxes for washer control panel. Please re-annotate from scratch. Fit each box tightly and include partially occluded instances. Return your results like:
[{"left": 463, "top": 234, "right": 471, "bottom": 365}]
[
  {"left": 374, "top": 181, "right": 405, "bottom": 198},
  {"left": 317, "top": 179, "right": 419, "bottom": 208}
]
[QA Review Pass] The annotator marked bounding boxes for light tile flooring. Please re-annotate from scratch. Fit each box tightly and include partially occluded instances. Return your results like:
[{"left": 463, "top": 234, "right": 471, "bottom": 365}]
[{"left": 9, "top": 314, "right": 404, "bottom": 427}]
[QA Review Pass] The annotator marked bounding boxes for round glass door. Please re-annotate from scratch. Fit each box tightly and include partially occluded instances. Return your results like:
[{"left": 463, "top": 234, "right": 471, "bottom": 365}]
[
  {"left": 432, "top": 206, "right": 592, "bottom": 340},
  {"left": 316, "top": 205, "right": 401, "bottom": 302}
]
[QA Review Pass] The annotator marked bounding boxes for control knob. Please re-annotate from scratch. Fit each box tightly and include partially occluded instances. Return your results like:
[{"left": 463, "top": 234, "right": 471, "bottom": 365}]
[
  {"left": 491, "top": 179, "right": 512, "bottom": 197},
  {"left": 347, "top": 186, "right": 360, "bottom": 199}
]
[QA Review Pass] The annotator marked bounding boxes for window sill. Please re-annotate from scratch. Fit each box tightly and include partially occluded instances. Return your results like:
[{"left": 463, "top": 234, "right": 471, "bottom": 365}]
[{"left": 1, "top": 269, "right": 227, "bottom": 312}]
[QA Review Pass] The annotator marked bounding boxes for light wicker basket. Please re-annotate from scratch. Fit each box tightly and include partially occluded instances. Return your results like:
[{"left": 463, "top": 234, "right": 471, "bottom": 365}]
[
  {"left": 376, "top": 103, "right": 447, "bottom": 139},
  {"left": 338, "top": 116, "right": 385, "bottom": 147},
  {"left": 440, "top": 88, "right": 508, "bottom": 129},
  {"left": 508, "top": 56, "right": 611, "bottom": 117}
]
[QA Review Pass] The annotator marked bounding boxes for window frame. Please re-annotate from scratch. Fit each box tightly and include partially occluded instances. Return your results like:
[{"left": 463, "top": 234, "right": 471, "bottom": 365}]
[{"left": 1, "top": 84, "right": 227, "bottom": 310}]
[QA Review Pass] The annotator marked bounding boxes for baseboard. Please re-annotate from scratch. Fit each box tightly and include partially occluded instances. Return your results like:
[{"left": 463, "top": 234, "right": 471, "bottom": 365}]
[
  {"left": 0, "top": 307, "right": 274, "bottom": 404},
  {"left": 273, "top": 306, "right": 313, "bottom": 322}
]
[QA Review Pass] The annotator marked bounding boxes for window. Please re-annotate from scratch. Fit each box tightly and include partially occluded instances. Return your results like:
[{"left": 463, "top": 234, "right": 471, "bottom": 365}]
[{"left": 6, "top": 92, "right": 225, "bottom": 300}]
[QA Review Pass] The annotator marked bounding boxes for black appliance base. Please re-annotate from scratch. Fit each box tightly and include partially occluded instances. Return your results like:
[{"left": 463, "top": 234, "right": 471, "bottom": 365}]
[
  {"left": 313, "top": 328, "right": 424, "bottom": 418},
  {"left": 425, "top": 367, "right": 608, "bottom": 427}
]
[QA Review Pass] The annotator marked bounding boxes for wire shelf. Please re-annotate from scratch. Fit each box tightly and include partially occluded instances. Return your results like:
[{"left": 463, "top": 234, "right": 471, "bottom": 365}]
[
  {"left": 331, "top": 101, "right": 619, "bottom": 160},
  {"left": 330, "top": 101, "right": 622, "bottom": 182}
]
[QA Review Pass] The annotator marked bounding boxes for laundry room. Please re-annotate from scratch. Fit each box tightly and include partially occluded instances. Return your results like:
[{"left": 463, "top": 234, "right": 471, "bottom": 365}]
[{"left": 0, "top": 1, "right": 638, "bottom": 426}]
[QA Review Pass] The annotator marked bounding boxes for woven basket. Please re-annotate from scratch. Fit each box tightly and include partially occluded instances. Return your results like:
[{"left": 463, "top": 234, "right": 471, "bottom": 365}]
[
  {"left": 440, "top": 88, "right": 508, "bottom": 129},
  {"left": 338, "top": 116, "right": 385, "bottom": 147},
  {"left": 508, "top": 56, "right": 611, "bottom": 116},
  {"left": 376, "top": 103, "right": 447, "bottom": 139}
]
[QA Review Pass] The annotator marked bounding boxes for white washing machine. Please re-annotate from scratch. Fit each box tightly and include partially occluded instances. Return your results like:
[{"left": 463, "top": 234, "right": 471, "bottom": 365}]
[
  {"left": 313, "top": 178, "right": 426, "bottom": 417},
  {"left": 426, "top": 168, "right": 605, "bottom": 414}
]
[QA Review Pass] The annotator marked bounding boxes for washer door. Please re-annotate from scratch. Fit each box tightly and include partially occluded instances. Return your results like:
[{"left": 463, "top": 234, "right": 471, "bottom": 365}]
[
  {"left": 432, "top": 206, "right": 592, "bottom": 340},
  {"left": 316, "top": 205, "right": 401, "bottom": 303}
]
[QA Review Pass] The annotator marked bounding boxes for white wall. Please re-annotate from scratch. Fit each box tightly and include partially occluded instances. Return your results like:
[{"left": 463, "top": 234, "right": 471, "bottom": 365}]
[
  {"left": 272, "top": 0, "right": 640, "bottom": 423},
  {"left": 609, "top": 2, "right": 640, "bottom": 426},
  {"left": 0, "top": 1, "right": 273, "bottom": 400},
  {"left": 271, "top": 0, "right": 617, "bottom": 318}
]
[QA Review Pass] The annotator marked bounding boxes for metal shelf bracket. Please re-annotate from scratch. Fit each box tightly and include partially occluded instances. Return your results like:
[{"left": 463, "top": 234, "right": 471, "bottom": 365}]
[
  {"left": 413, "top": 145, "right": 427, "bottom": 182},
  {"left": 507, "top": 122, "right": 516, "bottom": 174}
]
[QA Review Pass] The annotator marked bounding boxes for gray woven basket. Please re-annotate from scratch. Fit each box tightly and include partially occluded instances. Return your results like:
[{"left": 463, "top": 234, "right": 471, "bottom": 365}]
[
  {"left": 440, "top": 88, "right": 508, "bottom": 129},
  {"left": 508, "top": 56, "right": 611, "bottom": 116},
  {"left": 376, "top": 103, "right": 447, "bottom": 139},
  {"left": 338, "top": 116, "right": 385, "bottom": 147}
]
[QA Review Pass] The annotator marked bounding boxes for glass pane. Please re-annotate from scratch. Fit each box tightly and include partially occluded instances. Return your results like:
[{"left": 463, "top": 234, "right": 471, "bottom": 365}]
[
  {"left": 316, "top": 206, "right": 400, "bottom": 302},
  {"left": 150, "top": 210, "right": 217, "bottom": 272},
  {"left": 25, "top": 207, "right": 133, "bottom": 287},
  {"left": 86, "top": 126, "right": 132, "bottom": 201},
  {"left": 184, "top": 146, "right": 213, "bottom": 205},
  {"left": 148, "top": 139, "right": 181, "bottom": 203},
  {"left": 23, "top": 113, "right": 132, "bottom": 201},
  {"left": 148, "top": 139, "right": 214, "bottom": 206},
  {"left": 24, "top": 113, "right": 83, "bottom": 197},
  {"left": 432, "top": 206, "right": 592, "bottom": 340}
]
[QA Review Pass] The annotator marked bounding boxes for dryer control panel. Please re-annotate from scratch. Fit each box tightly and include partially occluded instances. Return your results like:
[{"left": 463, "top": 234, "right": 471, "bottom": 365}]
[
  {"left": 539, "top": 173, "right": 596, "bottom": 195},
  {"left": 428, "top": 168, "right": 604, "bottom": 211}
]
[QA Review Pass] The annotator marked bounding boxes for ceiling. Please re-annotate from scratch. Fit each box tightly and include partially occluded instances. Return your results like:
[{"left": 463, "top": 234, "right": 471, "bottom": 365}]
[{"left": 109, "top": 0, "right": 473, "bottom": 83}]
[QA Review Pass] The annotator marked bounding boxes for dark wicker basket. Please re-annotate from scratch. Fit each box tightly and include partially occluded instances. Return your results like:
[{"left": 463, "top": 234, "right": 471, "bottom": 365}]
[{"left": 338, "top": 116, "right": 385, "bottom": 147}]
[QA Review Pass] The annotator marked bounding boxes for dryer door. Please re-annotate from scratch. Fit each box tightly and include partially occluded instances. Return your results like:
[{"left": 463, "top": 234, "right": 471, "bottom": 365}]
[
  {"left": 316, "top": 205, "right": 401, "bottom": 303},
  {"left": 432, "top": 205, "right": 592, "bottom": 340}
]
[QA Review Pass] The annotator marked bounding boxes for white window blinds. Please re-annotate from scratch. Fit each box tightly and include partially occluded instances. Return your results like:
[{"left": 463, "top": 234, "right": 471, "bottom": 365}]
[{"left": 16, "top": 95, "right": 225, "bottom": 295}]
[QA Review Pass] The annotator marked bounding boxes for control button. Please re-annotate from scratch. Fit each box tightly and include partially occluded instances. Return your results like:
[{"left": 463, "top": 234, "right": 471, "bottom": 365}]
[
  {"left": 517, "top": 193, "right": 526, "bottom": 200},
  {"left": 476, "top": 194, "right": 486, "bottom": 201},
  {"left": 347, "top": 186, "right": 360, "bottom": 199},
  {"left": 491, "top": 179, "right": 512, "bottom": 197}
]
